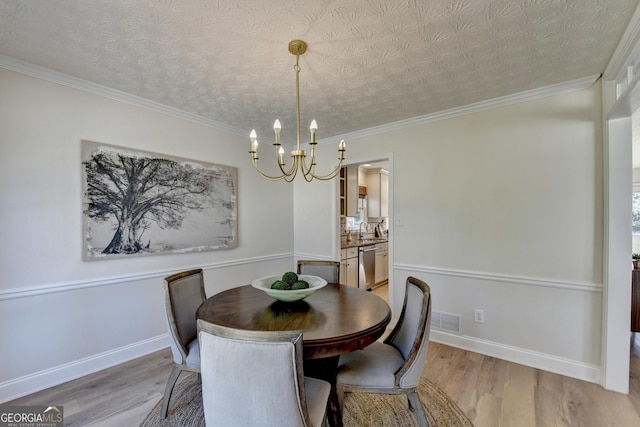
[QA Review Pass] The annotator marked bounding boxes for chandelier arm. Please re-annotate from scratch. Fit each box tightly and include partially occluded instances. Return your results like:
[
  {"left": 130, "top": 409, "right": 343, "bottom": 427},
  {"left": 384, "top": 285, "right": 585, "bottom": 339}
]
[
  {"left": 274, "top": 140, "right": 296, "bottom": 177},
  {"left": 308, "top": 143, "right": 317, "bottom": 167},
  {"left": 283, "top": 160, "right": 299, "bottom": 182},
  {"left": 298, "top": 153, "right": 315, "bottom": 183},
  {"left": 302, "top": 170, "right": 315, "bottom": 182},
  {"left": 308, "top": 161, "right": 344, "bottom": 181},
  {"left": 279, "top": 154, "right": 300, "bottom": 177},
  {"left": 307, "top": 144, "right": 346, "bottom": 180},
  {"left": 300, "top": 150, "right": 313, "bottom": 177},
  {"left": 251, "top": 159, "right": 288, "bottom": 181}
]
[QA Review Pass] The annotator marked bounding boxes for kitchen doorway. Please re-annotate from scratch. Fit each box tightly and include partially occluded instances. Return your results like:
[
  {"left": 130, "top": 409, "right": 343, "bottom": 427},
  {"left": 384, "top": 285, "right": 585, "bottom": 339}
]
[{"left": 338, "top": 157, "right": 392, "bottom": 303}]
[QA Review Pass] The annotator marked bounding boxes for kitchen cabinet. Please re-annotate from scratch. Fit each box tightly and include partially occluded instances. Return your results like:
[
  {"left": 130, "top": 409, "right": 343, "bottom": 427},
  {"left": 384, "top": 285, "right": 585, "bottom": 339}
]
[
  {"left": 345, "top": 165, "right": 359, "bottom": 217},
  {"left": 340, "top": 247, "right": 358, "bottom": 287},
  {"left": 374, "top": 242, "right": 388, "bottom": 284},
  {"left": 366, "top": 168, "right": 389, "bottom": 218}
]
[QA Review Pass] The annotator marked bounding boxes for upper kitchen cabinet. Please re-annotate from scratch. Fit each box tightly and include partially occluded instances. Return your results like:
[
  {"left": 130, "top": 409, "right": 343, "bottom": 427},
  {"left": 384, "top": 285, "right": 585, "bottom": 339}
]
[
  {"left": 344, "top": 165, "right": 360, "bottom": 217},
  {"left": 365, "top": 168, "right": 389, "bottom": 218}
]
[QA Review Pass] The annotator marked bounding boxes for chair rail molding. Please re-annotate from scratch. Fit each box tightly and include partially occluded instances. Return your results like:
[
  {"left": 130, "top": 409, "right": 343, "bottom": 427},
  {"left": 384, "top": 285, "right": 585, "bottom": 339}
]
[
  {"left": 0, "top": 252, "right": 293, "bottom": 301},
  {"left": 394, "top": 263, "right": 602, "bottom": 293}
]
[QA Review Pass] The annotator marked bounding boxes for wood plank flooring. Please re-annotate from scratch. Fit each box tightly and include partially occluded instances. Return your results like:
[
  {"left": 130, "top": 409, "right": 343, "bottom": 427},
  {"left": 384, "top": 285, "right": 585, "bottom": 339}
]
[{"left": 7, "top": 285, "right": 640, "bottom": 426}]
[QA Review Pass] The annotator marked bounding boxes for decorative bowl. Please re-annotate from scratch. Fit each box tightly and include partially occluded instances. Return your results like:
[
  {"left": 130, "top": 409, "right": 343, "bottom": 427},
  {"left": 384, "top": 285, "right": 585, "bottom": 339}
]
[{"left": 251, "top": 274, "right": 328, "bottom": 302}]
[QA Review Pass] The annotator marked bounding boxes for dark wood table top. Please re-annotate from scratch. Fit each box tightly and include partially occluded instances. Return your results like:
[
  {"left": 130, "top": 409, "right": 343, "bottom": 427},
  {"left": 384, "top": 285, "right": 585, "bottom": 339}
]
[{"left": 196, "top": 283, "right": 391, "bottom": 359}]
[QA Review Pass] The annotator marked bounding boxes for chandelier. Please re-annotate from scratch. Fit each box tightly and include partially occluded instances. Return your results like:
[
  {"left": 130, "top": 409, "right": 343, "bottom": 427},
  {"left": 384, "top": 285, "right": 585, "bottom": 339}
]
[{"left": 249, "top": 40, "right": 346, "bottom": 182}]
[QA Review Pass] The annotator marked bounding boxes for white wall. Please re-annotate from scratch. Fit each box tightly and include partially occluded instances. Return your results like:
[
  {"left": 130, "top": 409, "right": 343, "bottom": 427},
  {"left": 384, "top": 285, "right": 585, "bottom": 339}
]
[
  {"left": 0, "top": 65, "right": 611, "bottom": 399},
  {"left": 0, "top": 68, "right": 294, "bottom": 401},
  {"left": 296, "top": 81, "right": 605, "bottom": 382}
]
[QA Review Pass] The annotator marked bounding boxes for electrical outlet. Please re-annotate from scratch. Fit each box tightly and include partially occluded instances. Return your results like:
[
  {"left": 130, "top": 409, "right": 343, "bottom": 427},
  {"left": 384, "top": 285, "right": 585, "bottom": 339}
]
[
  {"left": 474, "top": 309, "right": 485, "bottom": 323},
  {"left": 395, "top": 215, "right": 403, "bottom": 226}
]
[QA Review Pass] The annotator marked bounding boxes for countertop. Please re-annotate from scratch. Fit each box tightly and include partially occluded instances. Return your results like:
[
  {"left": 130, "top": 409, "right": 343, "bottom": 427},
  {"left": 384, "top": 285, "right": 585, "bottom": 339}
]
[{"left": 341, "top": 238, "right": 388, "bottom": 249}]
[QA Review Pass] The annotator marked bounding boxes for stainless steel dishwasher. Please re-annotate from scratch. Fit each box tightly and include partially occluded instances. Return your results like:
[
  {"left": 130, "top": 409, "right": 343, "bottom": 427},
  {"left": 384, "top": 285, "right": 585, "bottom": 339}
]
[{"left": 358, "top": 245, "right": 376, "bottom": 290}]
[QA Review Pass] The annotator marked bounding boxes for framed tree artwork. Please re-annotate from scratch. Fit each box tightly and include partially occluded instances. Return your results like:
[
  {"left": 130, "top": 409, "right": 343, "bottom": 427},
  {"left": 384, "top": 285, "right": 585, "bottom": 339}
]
[{"left": 81, "top": 140, "right": 238, "bottom": 260}]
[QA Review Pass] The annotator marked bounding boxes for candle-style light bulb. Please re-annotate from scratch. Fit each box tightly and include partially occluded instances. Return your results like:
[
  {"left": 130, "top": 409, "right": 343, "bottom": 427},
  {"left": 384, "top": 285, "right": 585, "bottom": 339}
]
[
  {"left": 249, "top": 129, "right": 258, "bottom": 152},
  {"left": 278, "top": 146, "right": 285, "bottom": 164},
  {"left": 310, "top": 120, "right": 318, "bottom": 143},
  {"left": 273, "top": 119, "right": 282, "bottom": 135}
]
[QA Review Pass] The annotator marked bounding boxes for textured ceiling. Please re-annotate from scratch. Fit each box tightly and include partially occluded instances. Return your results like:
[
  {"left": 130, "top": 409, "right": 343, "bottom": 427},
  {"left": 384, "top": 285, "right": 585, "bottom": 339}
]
[{"left": 0, "top": 0, "right": 638, "bottom": 148}]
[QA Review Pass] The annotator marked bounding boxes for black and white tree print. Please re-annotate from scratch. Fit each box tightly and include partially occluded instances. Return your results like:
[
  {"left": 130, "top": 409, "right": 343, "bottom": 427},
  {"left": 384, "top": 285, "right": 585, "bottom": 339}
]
[{"left": 82, "top": 143, "right": 236, "bottom": 258}]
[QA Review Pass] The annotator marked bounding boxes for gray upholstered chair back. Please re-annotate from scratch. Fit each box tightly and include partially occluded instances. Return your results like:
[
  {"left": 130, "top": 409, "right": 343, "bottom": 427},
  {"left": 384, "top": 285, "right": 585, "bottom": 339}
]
[
  {"left": 164, "top": 269, "right": 206, "bottom": 364},
  {"left": 384, "top": 276, "right": 431, "bottom": 388},
  {"left": 197, "top": 320, "right": 329, "bottom": 427},
  {"left": 297, "top": 260, "right": 340, "bottom": 283},
  {"left": 336, "top": 276, "right": 431, "bottom": 426},
  {"left": 161, "top": 268, "right": 206, "bottom": 419}
]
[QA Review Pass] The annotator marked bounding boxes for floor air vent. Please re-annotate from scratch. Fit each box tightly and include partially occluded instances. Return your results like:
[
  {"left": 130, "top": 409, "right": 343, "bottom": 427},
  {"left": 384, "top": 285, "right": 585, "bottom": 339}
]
[{"left": 432, "top": 310, "right": 462, "bottom": 334}]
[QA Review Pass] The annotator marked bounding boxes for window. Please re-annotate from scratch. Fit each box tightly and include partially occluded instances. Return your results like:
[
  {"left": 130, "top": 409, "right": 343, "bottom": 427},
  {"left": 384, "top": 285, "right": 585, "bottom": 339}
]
[
  {"left": 633, "top": 192, "right": 640, "bottom": 234},
  {"left": 346, "top": 197, "right": 367, "bottom": 230}
]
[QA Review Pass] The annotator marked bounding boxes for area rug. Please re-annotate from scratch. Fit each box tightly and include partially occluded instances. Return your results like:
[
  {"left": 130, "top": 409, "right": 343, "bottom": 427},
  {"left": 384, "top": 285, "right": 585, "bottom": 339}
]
[{"left": 140, "top": 374, "right": 474, "bottom": 426}]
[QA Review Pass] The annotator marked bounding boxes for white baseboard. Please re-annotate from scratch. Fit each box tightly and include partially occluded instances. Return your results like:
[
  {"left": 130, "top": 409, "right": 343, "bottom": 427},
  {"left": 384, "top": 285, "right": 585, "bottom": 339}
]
[
  {"left": 430, "top": 330, "right": 600, "bottom": 384},
  {"left": 0, "top": 334, "right": 169, "bottom": 404},
  {"left": 0, "top": 327, "right": 601, "bottom": 404}
]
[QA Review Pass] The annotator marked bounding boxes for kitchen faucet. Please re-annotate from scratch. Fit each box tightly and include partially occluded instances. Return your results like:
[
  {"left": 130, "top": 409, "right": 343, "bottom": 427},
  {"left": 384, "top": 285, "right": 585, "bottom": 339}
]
[{"left": 359, "top": 222, "right": 367, "bottom": 240}]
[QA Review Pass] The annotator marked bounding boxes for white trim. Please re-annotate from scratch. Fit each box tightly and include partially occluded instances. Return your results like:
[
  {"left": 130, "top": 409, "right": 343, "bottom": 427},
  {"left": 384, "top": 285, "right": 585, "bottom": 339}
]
[
  {"left": 0, "top": 334, "right": 168, "bottom": 404},
  {"left": 603, "top": 2, "right": 640, "bottom": 81},
  {"left": 294, "top": 252, "right": 336, "bottom": 262},
  {"left": 607, "top": 72, "right": 640, "bottom": 119},
  {"left": 322, "top": 75, "right": 600, "bottom": 143},
  {"left": 0, "top": 54, "right": 597, "bottom": 147},
  {"left": 395, "top": 263, "right": 602, "bottom": 293},
  {"left": 430, "top": 331, "right": 600, "bottom": 384},
  {"left": 600, "top": 0, "right": 640, "bottom": 394},
  {"left": 0, "top": 54, "right": 245, "bottom": 137},
  {"left": 600, "top": 114, "right": 633, "bottom": 393},
  {"left": 0, "top": 253, "right": 292, "bottom": 301}
]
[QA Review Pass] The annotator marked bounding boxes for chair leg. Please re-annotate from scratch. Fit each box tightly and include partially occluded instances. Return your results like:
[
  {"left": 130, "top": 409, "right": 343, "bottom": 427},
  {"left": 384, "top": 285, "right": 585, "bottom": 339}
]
[
  {"left": 336, "top": 385, "right": 346, "bottom": 414},
  {"left": 407, "top": 391, "right": 429, "bottom": 427},
  {"left": 160, "top": 365, "right": 182, "bottom": 420}
]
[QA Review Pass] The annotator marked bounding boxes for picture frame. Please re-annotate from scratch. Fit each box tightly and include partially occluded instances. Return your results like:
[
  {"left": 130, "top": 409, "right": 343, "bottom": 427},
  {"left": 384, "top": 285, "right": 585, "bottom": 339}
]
[{"left": 81, "top": 140, "right": 238, "bottom": 260}]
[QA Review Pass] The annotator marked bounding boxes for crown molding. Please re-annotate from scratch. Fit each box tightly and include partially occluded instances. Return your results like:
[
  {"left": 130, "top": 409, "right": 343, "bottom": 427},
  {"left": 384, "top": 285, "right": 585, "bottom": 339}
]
[
  {"left": 0, "top": 54, "right": 246, "bottom": 137},
  {"left": 1, "top": 54, "right": 598, "bottom": 144},
  {"left": 324, "top": 74, "right": 600, "bottom": 143},
  {"left": 603, "top": 2, "right": 640, "bottom": 81}
]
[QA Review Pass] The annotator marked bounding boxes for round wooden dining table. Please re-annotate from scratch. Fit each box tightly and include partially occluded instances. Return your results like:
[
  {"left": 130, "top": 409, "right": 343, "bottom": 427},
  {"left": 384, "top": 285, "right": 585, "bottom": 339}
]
[{"left": 196, "top": 283, "right": 391, "bottom": 427}]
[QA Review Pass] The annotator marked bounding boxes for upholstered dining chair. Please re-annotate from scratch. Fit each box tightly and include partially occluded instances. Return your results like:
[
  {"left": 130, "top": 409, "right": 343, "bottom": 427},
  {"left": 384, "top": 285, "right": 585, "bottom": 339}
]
[
  {"left": 161, "top": 268, "right": 207, "bottom": 419},
  {"left": 197, "top": 320, "right": 331, "bottom": 427},
  {"left": 336, "top": 276, "right": 432, "bottom": 427},
  {"left": 297, "top": 260, "right": 341, "bottom": 283}
]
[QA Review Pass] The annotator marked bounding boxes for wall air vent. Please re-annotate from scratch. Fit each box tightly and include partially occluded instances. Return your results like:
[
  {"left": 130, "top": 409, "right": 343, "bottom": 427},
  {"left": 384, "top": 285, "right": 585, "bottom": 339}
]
[{"left": 431, "top": 310, "right": 462, "bottom": 334}]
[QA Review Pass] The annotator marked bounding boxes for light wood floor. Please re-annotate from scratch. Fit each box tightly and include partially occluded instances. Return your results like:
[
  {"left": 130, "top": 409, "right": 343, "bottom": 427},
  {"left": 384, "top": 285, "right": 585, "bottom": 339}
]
[{"left": 8, "top": 285, "right": 640, "bottom": 426}]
